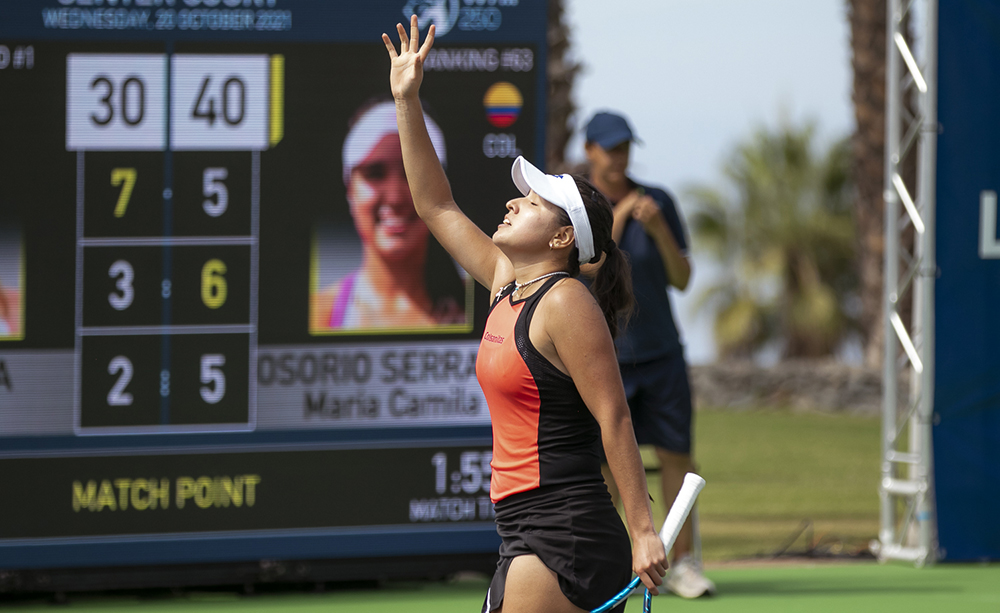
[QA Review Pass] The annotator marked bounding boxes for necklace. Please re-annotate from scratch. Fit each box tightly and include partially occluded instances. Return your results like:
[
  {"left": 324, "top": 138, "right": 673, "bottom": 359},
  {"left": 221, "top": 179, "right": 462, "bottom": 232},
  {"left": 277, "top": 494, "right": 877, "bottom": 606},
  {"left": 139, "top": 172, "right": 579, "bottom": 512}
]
[{"left": 511, "top": 271, "right": 569, "bottom": 299}]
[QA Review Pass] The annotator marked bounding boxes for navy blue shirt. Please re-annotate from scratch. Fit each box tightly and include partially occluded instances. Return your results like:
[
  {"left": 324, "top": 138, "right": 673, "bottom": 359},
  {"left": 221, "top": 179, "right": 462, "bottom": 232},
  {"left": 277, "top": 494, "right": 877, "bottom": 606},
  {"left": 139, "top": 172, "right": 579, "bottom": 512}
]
[{"left": 615, "top": 179, "right": 689, "bottom": 364}]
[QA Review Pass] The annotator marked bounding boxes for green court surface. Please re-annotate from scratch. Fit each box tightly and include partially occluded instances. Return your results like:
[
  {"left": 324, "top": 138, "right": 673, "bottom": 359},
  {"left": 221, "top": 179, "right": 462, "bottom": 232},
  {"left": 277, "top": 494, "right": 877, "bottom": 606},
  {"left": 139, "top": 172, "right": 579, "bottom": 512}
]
[
  {"left": 651, "top": 408, "right": 882, "bottom": 561},
  {"left": 4, "top": 563, "right": 999, "bottom": 612}
]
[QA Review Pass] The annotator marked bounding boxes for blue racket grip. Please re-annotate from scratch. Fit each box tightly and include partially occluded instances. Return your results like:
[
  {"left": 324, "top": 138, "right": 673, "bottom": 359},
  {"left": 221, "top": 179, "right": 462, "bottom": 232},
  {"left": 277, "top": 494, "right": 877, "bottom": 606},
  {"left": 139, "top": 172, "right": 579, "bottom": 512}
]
[{"left": 643, "top": 587, "right": 652, "bottom": 612}]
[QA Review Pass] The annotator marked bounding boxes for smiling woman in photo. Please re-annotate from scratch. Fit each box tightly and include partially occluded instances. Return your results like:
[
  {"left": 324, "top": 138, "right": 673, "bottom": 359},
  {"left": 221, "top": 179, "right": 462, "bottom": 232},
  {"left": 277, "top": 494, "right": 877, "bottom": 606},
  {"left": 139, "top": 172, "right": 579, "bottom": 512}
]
[{"left": 311, "top": 98, "right": 466, "bottom": 332}]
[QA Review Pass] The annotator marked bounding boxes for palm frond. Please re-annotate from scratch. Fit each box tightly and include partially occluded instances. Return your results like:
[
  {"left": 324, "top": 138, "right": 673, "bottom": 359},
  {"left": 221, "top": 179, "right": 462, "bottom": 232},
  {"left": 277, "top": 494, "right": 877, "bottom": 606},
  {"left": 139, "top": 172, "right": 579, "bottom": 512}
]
[{"left": 685, "top": 121, "right": 857, "bottom": 359}]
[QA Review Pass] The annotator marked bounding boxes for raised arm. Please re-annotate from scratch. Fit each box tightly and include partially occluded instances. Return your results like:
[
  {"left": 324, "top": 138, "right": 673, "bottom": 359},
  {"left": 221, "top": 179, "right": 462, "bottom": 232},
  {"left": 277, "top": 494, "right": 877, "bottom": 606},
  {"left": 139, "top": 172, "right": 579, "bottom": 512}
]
[{"left": 382, "top": 16, "right": 508, "bottom": 290}]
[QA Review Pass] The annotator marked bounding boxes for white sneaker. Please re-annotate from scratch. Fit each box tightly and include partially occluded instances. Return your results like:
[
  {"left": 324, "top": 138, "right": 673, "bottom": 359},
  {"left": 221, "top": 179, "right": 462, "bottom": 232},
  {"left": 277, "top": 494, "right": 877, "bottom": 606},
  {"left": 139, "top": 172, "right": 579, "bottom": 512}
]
[{"left": 665, "top": 554, "right": 716, "bottom": 598}]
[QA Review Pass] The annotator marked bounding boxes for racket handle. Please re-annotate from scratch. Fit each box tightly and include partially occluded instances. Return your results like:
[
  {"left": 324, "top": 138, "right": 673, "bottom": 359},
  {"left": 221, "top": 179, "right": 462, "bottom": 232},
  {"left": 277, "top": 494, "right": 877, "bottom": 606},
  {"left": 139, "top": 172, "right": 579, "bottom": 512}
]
[
  {"left": 591, "top": 474, "right": 704, "bottom": 613},
  {"left": 658, "top": 473, "right": 706, "bottom": 555}
]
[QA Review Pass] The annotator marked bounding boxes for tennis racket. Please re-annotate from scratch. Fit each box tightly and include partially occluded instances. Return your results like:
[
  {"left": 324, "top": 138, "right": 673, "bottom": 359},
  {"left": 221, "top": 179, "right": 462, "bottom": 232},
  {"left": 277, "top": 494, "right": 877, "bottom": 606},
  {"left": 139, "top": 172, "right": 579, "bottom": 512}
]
[{"left": 591, "top": 473, "right": 706, "bottom": 613}]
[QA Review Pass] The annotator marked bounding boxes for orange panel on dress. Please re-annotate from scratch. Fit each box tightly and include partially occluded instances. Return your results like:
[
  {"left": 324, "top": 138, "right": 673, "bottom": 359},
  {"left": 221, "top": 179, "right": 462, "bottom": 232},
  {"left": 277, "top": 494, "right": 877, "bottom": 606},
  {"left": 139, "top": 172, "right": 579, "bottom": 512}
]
[{"left": 476, "top": 298, "right": 542, "bottom": 502}]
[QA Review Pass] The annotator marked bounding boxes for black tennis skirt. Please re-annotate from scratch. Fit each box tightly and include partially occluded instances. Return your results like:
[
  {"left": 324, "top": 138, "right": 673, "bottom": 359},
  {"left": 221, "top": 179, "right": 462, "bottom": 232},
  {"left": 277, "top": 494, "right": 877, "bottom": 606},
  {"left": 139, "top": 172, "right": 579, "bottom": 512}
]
[{"left": 482, "top": 481, "right": 632, "bottom": 613}]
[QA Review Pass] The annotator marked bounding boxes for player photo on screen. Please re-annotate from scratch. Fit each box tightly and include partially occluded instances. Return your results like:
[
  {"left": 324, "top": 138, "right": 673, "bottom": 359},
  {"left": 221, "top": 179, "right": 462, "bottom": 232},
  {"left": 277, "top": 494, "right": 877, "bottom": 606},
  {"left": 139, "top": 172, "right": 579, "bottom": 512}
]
[
  {"left": 0, "top": 226, "right": 23, "bottom": 341},
  {"left": 310, "top": 97, "right": 472, "bottom": 335}
]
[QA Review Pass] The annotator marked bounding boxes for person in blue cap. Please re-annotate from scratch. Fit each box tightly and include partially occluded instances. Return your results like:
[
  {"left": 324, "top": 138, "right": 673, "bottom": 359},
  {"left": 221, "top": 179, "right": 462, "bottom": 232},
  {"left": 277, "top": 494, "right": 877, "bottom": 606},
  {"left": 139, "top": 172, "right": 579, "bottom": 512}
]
[{"left": 584, "top": 111, "right": 716, "bottom": 599}]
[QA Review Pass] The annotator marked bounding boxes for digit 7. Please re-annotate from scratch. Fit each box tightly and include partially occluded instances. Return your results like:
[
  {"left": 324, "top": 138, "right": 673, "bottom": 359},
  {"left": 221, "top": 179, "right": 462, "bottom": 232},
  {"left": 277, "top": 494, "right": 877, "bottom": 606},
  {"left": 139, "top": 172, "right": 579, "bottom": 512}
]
[{"left": 111, "top": 168, "right": 137, "bottom": 218}]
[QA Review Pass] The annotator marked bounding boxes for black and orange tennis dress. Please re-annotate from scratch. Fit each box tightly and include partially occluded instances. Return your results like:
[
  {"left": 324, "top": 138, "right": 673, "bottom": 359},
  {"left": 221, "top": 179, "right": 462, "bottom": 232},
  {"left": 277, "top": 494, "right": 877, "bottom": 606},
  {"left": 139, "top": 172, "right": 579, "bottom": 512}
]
[{"left": 477, "top": 275, "right": 631, "bottom": 613}]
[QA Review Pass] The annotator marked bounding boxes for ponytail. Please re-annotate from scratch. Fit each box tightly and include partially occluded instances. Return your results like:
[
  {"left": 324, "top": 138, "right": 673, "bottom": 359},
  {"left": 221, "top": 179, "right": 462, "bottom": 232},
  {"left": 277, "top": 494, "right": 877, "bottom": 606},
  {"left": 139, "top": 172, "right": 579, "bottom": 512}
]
[
  {"left": 554, "top": 176, "right": 634, "bottom": 340},
  {"left": 589, "top": 241, "right": 633, "bottom": 340}
]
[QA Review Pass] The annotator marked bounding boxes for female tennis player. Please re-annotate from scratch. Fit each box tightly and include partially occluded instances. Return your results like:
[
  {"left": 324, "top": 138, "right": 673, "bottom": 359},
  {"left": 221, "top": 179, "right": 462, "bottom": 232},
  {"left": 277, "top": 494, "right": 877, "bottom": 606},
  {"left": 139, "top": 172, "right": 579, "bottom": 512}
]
[{"left": 383, "top": 17, "right": 667, "bottom": 613}]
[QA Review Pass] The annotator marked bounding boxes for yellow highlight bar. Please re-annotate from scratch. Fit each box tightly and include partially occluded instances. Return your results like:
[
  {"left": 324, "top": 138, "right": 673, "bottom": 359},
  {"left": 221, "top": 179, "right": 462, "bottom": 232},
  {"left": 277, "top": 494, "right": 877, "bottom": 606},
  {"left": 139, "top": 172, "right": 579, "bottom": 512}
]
[{"left": 270, "top": 54, "right": 284, "bottom": 147}]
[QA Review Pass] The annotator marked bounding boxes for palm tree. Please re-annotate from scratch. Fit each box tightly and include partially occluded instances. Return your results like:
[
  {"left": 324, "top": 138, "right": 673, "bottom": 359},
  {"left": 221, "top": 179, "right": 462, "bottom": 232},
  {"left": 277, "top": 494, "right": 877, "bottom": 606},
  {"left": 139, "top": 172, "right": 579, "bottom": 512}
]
[
  {"left": 546, "top": 0, "right": 580, "bottom": 173},
  {"left": 848, "top": 0, "right": 918, "bottom": 368},
  {"left": 848, "top": 0, "right": 886, "bottom": 368},
  {"left": 688, "top": 122, "right": 857, "bottom": 360}
]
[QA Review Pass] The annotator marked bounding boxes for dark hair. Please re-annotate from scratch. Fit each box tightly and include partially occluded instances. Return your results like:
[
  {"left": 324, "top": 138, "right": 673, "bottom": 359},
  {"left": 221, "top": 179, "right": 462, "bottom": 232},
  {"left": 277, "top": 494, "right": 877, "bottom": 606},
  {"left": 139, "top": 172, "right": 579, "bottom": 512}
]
[{"left": 553, "top": 175, "right": 634, "bottom": 339}]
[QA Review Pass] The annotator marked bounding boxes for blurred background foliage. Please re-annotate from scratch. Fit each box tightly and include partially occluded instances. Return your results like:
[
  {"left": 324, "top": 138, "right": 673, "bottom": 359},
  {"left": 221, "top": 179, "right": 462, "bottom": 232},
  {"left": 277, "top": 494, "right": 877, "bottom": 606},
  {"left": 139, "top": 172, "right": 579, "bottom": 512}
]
[
  {"left": 687, "top": 124, "right": 858, "bottom": 360},
  {"left": 548, "top": 0, "right": 901, "bottom": 366}
]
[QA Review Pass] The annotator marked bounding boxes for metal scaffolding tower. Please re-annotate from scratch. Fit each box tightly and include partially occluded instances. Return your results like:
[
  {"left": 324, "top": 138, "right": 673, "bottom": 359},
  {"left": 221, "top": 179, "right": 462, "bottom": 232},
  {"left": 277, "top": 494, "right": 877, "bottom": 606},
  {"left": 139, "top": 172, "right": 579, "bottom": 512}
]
[{"left": 874, "top": 0, "right": 939, "bottom": 566}]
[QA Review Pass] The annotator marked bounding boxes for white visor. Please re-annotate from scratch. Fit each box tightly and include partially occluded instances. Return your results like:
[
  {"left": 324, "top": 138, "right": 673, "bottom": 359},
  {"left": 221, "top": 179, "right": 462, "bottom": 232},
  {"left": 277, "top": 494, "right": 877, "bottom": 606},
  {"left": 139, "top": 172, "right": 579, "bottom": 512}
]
[
  {"left": 511, "top": 156, "right": 594, "bottom": 264},
  {"left": 342, "top": 101, "right": 446, "bottom": 183}
]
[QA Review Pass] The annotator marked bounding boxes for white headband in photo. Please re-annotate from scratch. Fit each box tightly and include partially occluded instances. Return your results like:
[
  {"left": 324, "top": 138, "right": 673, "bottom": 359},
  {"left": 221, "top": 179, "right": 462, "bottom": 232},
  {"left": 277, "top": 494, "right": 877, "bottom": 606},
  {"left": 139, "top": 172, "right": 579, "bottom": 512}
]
[
  {"left": 511, "top": 156, "right": 594, "bottom": 263},
  {"left": 341, "top": 100, "right": 446, "bottom": 183}
]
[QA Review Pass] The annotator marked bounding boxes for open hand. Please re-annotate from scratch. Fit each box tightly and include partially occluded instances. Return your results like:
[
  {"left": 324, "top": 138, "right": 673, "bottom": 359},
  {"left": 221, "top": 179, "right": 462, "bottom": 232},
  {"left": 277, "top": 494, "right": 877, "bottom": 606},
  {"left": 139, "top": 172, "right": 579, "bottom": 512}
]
[{"left": 382, "top": 15, "right": 435, "bottom": 101}]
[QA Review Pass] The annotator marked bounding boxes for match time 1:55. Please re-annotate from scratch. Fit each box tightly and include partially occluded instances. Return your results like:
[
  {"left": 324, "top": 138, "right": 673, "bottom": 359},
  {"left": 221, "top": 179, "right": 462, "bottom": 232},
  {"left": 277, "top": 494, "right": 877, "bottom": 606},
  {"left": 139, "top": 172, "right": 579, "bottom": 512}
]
[{"left": 431, "top": 450, "right": 492, "bottom": 496}]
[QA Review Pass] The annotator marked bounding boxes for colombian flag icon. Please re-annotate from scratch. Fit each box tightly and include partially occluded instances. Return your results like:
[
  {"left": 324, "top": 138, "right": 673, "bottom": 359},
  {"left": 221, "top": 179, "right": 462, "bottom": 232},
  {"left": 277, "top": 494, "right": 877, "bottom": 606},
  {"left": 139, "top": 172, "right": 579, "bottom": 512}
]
[{"left": 484, "top": 82, "right": 523, "bottom": 128}]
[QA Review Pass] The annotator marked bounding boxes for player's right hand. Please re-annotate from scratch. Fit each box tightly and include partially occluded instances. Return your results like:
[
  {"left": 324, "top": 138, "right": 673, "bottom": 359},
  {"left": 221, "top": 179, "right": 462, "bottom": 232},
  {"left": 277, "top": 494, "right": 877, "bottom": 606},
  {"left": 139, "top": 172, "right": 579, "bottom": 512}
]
[
  {"left": 382, "top": 15, "right": 435, "bottom": 101},
  {"left": 633, "top": 529, "right": 668, "bottom": 595}
]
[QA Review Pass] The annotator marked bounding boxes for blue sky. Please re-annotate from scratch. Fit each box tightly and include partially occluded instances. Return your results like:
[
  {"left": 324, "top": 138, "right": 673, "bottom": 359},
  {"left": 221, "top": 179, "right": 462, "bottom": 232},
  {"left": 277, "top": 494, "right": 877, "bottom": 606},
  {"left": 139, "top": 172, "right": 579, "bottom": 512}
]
[{"left": 564, "top": 0, "right": 855, "bottom": 363}]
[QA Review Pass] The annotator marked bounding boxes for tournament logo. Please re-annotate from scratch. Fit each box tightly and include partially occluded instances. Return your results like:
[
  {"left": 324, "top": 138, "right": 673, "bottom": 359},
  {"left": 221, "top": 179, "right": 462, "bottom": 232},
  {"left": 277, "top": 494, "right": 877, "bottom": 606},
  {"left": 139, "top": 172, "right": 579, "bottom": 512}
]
[
  {"left": 403, "top": 0, "right": 460, "bottom": 37},
  {"left": 483, "top": 82, "right": 522, "bottom": 129}
]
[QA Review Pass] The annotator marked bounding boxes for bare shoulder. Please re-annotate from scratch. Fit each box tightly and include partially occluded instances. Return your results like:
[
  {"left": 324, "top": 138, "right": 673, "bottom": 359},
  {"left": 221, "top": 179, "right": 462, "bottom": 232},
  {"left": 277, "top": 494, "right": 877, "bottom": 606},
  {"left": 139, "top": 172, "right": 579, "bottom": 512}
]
[
  {"left": 309, "top": 281, "right": 344, "bottom": 331},
  {"left": 541, "top": 277, "right": 604, "bottom": 327},
  {"left": 546, "top": 276, "right": 593, "bottom": 301},
  {"left": 535, "top": 277, "right": 615, "bottom": 370}
]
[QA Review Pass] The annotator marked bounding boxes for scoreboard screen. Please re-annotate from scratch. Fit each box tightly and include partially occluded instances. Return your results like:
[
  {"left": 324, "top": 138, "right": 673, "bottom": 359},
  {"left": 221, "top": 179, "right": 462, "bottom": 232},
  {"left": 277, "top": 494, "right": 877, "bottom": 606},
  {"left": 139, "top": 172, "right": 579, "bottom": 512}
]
[{"left": 0, "top": 0, "right": 546, "bottom": 572}]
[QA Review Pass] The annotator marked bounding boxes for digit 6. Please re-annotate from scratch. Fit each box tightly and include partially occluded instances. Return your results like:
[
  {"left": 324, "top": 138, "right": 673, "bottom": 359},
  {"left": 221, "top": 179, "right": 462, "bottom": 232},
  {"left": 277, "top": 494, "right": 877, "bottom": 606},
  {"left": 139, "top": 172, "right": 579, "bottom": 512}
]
[{"left": 201, "top": 259, "right": 227, "bottom": 309}]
